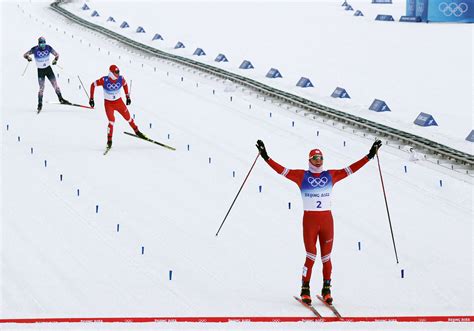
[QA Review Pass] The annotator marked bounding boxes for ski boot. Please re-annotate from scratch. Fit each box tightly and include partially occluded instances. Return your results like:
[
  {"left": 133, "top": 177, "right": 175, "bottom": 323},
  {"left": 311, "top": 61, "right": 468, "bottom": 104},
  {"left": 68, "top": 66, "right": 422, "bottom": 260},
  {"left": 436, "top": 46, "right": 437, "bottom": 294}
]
[
  {"left": 300, "top": 281, "right": 312, "bottom": 305},
  {"left": 103, "top": 140, "right": 113, "bottom": 155},
  {"left": 321, "top": 279, "right": 333, "bottom": 305},
  {"left": 58, "top": 94, "right": 71, "bottom": 105},
  {"left": 135, "top": 130, "right": 147, "bottom": 140},
  {"left": 37, "top": 102, "right": 42, "bottom": 112}
]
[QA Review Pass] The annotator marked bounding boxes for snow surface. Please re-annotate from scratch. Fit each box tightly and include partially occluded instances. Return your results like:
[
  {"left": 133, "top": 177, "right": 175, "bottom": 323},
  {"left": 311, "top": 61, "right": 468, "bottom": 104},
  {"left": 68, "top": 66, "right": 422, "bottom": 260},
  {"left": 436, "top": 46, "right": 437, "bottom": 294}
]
[
  {"left": 1, "top": 1, "right": 473, "bottom": 331},
  {"left": 65, "top": 0, "right": 474, "bottom": 155}
]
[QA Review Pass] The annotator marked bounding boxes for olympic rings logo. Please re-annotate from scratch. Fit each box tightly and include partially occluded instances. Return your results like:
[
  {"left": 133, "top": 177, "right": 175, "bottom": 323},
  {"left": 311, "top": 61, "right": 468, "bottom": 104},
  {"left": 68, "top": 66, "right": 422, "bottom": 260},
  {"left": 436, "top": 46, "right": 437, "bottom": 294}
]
[
  {"left": 36, "top": 50, "right": 49, "bottom": 57},
  {"left": 307, "top": 176, "right": 328, "bottom": 188},
  {"left": 438, "top": 2, "right": 468, "bottom": 16},
  {"left": 106, "top": 83, "right": 121, "bottom": 90}
]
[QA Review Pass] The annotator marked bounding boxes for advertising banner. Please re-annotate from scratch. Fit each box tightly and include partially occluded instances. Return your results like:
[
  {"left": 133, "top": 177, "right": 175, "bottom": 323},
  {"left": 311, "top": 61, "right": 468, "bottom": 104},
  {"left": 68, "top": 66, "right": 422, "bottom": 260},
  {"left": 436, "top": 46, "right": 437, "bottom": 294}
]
[{"left": 428, "top": 0, "right": 474, "bottom": 22}]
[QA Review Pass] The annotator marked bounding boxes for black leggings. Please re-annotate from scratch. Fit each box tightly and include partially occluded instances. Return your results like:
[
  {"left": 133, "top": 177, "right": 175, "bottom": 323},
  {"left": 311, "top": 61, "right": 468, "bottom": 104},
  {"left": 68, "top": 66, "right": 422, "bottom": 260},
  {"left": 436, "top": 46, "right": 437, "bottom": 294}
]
[{"left": 37, "top": 66, "right": 61, "bottom": 101}]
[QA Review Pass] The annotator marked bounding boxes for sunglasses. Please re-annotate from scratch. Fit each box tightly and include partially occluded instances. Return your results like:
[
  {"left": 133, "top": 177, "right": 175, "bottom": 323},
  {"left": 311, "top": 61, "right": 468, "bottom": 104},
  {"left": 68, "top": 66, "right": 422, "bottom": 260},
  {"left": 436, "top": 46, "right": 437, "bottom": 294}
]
[
  {"left": 114, "top": 69, "right": 120, "bottom": 74},
  {"left": 311, "top": 155, "right": 323, "bottom": 161}
]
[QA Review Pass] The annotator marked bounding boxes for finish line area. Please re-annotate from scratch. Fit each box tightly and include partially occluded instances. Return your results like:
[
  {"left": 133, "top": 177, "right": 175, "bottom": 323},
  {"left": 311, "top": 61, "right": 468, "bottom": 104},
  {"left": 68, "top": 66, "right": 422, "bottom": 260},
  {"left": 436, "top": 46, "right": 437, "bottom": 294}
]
[{"left": 1, "top": 315, "right": 473, "bottom": 324}]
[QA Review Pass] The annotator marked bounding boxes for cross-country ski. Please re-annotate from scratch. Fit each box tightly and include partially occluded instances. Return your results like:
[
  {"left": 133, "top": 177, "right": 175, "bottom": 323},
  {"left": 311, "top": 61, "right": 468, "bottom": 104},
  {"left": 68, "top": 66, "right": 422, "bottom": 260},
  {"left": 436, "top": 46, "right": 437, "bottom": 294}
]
[
  {"left": 124, "top": 131, "right": 176, "bottom": 151},
  {"left": 293, "top": 296, "right": 322, "bottom": 318}
]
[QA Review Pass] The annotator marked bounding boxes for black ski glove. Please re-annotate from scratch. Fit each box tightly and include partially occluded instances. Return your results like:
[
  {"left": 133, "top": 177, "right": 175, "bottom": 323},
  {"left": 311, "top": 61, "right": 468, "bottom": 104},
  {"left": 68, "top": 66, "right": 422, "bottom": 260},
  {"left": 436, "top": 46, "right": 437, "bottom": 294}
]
[
  {"left": 126, "top": 96, "right": 131, "bottom": 106},
  {"left": 89, "top": 98, "right": 95, "bottom": 108},
  {"left": 367, "top": 140, "right": 382, "bottom": 159},
  {"left": 26, "top": 56, "right": 32, "bottom": 62},
  {"left": 256, "top": 140, "right": 269, "bottom": 161},
  {"left": 52, "top": 58, "right": 58, "bottom": 65}
]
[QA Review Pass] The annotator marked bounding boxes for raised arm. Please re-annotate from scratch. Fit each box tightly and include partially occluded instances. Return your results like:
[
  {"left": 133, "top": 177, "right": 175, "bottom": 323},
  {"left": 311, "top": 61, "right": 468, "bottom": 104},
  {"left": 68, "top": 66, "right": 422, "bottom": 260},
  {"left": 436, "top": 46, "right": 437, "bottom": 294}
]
[
  {"left": 256, "top": 140, "right": 304, "bottom": 186},
  {"left": 330, "top": 140, "right": 382, "bottom": 184},
  {"left": 330, "top": 155, "right": 369, "bottom": 184}
]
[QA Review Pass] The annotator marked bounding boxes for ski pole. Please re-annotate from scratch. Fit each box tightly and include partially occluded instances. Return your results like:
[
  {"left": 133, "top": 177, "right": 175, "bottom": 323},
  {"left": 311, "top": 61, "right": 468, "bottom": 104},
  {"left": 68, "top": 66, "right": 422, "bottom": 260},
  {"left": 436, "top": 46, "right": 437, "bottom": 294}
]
[
  {"left": 215, "top": 153, "right": 260, "bottom": 237},
  {"left": 77, "top": 75, "right": 90, "bottom": 100},
  {"left": 56, "top": 63, "right": 64, "bottom": 70},
  {"left": 375, "top": 150, "right": 399, "bottom": 264},
  {"left": 21, "top": 61, "right": 30, "bottom": 76}
]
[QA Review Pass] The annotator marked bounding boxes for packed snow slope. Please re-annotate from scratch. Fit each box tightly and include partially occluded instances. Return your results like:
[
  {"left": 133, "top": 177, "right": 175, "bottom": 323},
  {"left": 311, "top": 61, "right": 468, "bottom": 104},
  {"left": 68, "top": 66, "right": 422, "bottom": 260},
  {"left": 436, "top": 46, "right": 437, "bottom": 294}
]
[
  {"left": 67, "top": 0, "right": 474, "bottom": 155},
  {"left": 0, "top": 1, "right": 473, "bottom": 330}
]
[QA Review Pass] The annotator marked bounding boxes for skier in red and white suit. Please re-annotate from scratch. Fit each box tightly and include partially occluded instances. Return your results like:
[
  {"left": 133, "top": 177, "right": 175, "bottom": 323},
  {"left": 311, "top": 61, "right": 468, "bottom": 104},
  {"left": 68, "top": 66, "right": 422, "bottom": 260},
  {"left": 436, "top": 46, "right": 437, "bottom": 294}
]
[
  {"left": 256, "top": 139, "right": 382, "bottom": 305},
  {"left": 89, "top": 65, "right": 146, "bottom": 148}
]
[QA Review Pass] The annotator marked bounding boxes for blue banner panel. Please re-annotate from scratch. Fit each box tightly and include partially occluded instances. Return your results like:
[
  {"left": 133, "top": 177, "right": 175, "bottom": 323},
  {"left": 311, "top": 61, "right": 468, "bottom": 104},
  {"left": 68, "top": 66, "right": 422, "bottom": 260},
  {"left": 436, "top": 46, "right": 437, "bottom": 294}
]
[
  {"left": 414, "top": 112, "right": 438, "bottom": 126},
  {"left": 466, "top": 130, "right": 474, "bottom": 142},
  {"left": 331, "top": 87, "right": 350, "bottom": 98},
  {"left": 428, "top": 0, "right": 474, "bottom": 22},
  {"left": 296, "top": 77, "right": 314, "bottom": 88},
  {"left": 376, "top": 14, "right": 395, "bottom": 20},
  {"left": 266, "top": 68, "right": 283, "bottom": 78},
  {"left": 215, "top": 54, "right": 229, "bottom": 62},
  {"left": 174, "top": 41, "right": 185, "bottom": 49},
  {"left": 416, "top": 0, "right": 429, "bottom": 21},
  {"left": 193, "top": 48, "right": 206, "bottom": 56},
  {"left": 369, "top": 99, "right": 391, "bottom": 112},
  {"left": 239, "top": 60, "right": 254, "bottom": 69},
  {"left": 406, "top": 0, "right": 417, "bottom": 15}
]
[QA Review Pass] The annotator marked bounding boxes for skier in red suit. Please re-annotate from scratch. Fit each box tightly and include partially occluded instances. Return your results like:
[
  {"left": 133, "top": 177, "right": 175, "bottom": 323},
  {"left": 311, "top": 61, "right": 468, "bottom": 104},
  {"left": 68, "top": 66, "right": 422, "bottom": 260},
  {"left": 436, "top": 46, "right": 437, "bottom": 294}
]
[
  {"left": 256, "top": 139, "right": 382, "bottom": 305},
  {"left": 89, "top": 65, "right": 146, "bottom": 149}
]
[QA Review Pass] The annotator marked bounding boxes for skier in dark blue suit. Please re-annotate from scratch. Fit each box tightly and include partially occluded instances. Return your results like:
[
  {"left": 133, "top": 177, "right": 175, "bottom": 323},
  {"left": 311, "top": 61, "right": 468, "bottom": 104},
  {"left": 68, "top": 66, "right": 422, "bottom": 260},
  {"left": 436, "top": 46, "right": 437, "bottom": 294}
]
[{"left": 23, "top": 36, "right": 69, "bottom": 112}]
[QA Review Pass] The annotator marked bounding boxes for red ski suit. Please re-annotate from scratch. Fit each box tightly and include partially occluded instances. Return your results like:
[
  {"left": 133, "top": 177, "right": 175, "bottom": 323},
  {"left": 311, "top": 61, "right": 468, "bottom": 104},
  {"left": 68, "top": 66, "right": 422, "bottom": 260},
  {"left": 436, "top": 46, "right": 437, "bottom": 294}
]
[
  {"left": 90, "top": 75, "right": 137, "bottom": 141},
  {"left": 266, "top": 155, "right": 369, "bottom": 282}
]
